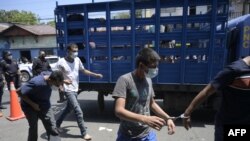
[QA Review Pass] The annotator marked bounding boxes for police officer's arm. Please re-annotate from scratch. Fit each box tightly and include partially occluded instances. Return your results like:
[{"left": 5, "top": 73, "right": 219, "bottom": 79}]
[
  {"left": 0, "top": 63, "right": 6, "bottom": 84},
  {"left": 47, "top": 62, "right": 52, "bottom": 71},
  {"left": 1, "top": 60, "right": 8, "bottom": 75},
  {"left": 150, "top": 98, "right": 175, "bottom": 134},
  {"left": 16, "top": 87, "right": 40, "bottom": 111},
  {"left": 32, "top": 59, "right": 38, "bottom": 75},
  {"left": 183, "top": 84, "right": 216, "bottom": 130}
]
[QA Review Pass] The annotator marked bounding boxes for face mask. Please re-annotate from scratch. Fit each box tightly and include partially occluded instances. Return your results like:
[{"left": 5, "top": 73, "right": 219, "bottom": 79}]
[
  {"left": 7, "top": 55, "right": 13, "bottom": 60},
  {"left": 70, "top": 52, "right": 78, "bottom": 59},
  {"left": 145, "top": 67, "right": 159, "bottom": 78},
  {"left": 40, "top": 54, "right": 46, "bottom": 59}
]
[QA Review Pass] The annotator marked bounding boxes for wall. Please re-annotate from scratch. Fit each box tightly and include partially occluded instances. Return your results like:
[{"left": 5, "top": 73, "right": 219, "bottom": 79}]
[
  {"left": 0, "top": 38, "right": 10, "bottom": 49},
  {"left": 1, "top": 35, "right": 57, "bottom": 62},
  {"left": 9, "top": 35, "right": 56, "bottom": 49}
]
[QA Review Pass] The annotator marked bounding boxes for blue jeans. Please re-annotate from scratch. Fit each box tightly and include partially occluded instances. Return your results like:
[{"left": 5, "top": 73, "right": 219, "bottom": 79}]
[
  {"left": 116, "top": 130, "right": 157, "bottom": 141},
  {"left": 56, "top": 91, "right": 87, "bottom": 136}
]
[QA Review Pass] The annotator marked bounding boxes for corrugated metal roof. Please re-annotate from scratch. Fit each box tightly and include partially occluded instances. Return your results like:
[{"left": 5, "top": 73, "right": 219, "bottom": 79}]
[
  {"left": 0, "top": 23, "right": 13, "bottom": 33},
  {"left": 16, "top": 24, "right": 56, "bottom": 35},
  {"left": 0, "top": 24, "right": 56, "bottom": 36}
]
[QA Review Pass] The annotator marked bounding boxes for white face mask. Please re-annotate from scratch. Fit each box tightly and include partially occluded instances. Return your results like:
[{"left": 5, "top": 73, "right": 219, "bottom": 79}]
[
  {"left": 70, "top": 52, "right": 78, "bottom": 59},
  {"left": 145, "top": 67, "right": 159, "bottom": 78}
]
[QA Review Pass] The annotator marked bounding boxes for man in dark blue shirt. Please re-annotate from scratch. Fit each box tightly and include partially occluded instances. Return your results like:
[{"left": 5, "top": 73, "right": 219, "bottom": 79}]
[
  {"left": 183, "top": 56, "right": 250, "bottom": 141},
  {"left": 17, "top": 70, "right": 64, "bottom": 141}
]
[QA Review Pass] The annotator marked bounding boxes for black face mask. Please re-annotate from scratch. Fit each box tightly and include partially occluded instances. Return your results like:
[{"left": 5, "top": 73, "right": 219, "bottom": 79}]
[
  {"left": 40, "top": 55, "right": 46, "bottom": 60},
  {"left": 5, "top": 54, "right": 12, "bottom": 61}
]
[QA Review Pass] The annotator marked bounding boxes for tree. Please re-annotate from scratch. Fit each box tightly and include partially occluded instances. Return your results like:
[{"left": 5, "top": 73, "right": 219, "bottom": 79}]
[
  {"left": 47, "top": 20, "right": 55, "bottom": 27},
  {"left": 113, "top": 13, "right": 130, "bottom": 19},
  {"left": 0, "top": 10, "right": 38, "bottom": 25}
]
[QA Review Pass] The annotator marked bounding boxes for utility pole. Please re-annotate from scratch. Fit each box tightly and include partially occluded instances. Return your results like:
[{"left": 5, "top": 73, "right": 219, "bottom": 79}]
[{"left": 92, "top": 0, "right": 94, "bottom": 3}]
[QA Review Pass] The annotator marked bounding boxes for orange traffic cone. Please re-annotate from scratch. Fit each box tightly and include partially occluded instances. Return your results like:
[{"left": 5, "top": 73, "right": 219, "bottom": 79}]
[{"left": 6, "top": 82, "right": 25, "bottom": 121}]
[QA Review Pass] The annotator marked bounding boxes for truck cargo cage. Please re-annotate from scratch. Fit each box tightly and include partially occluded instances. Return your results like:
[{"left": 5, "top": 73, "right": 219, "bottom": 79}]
[{"left": 55, "top": 0, "right": 229, "bottom": 111}]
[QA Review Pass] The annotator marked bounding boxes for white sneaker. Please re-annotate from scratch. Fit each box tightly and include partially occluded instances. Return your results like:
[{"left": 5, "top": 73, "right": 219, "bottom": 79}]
[
  {"left": 82, "top": 134, "right": 92, "bottom": 140},
  {"left": 56, "top": 127, "right": 63, "bottom": 133}
]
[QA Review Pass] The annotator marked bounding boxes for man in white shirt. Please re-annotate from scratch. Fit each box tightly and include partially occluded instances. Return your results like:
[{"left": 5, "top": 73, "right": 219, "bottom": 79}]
[{"left": 56, "top": 43, "right": 103, "bottom": 140}]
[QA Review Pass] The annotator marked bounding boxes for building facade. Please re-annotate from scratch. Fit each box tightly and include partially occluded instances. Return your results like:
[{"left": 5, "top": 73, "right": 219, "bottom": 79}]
[{"left": 0, "top": 24, "right": 57, "bottom": 62}]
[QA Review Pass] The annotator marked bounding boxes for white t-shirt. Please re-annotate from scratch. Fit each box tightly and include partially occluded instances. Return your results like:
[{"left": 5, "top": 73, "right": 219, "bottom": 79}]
[{"left": 57, "top": 57, "right": 84, "bottom": 92}]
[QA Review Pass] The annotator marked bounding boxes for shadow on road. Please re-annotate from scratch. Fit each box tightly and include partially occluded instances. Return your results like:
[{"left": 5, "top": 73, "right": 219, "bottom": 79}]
[{"left": 52, "top": 98, "right": 216, "bottom": 126}]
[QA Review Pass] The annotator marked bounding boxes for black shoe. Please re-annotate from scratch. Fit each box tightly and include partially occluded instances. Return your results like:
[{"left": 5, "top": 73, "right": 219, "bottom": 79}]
[
  {"left": 57, "top": 100, "right": 63, "bottom": 103},
  {"left": 0, "top": 105, "right": 7, "bottom": 109},
  {"left": 57, "top": 99, "right": 66, "bottom": 103}
]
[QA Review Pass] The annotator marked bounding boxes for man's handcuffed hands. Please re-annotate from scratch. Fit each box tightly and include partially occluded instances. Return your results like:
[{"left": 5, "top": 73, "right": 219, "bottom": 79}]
[
  {"left": 142, "top": 116, "right": 175, "bottom": 135},
  {"left": 166, "top": 119, "right": 175, "bottom": 135}
]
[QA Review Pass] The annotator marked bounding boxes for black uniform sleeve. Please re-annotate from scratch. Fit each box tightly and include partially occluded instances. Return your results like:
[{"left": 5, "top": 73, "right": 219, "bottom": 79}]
[
  {"left": 47, "top": 62, "right": 52, "bottom": 71},
  {"left": 32, "top": 59, "right": 38, "bottom": 76},
  {"left": 210, "top": 61, "right": 241, "bottom": 91},
  {"left": 0, "top": 60, "right": 7, "bottom": 72}
]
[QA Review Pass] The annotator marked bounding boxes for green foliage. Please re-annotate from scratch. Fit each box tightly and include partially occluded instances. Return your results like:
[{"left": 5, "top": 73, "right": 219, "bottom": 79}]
[
  {"left": 113, "top": 13, "right": 130, "bottom": 19},
  {"left": 136, "top": 9, "right": 143, "bottom": 18},
  {"left": 47, "top": 20, "right": 55, "bottom": 27},
  {"left": 0, "top": 9, "right": 38, "bottom": 25}
]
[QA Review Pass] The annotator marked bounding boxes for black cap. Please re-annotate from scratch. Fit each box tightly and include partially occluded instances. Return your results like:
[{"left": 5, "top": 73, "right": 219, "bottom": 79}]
[{"left": 2, "top": 51, "right": 12, "bottom": 58}]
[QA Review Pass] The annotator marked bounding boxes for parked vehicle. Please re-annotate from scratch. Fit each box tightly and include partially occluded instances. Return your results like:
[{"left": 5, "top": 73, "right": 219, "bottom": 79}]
[
  {"left": 19, "top": 56, "right": 60, "bottom": 82},
  {"left": 55, "top": 0, "right": 235, "bottom": 111}
]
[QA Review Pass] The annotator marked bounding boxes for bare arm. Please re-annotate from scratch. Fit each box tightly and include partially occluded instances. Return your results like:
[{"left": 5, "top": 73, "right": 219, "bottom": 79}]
[
  {"left": 183, "top": 84, "right": 216, "bottom": 130},
  {"left": 80, "top": 69, "right": 103, "bottom": 78},
  {"left": 114, "top": 97, "right": 166, "bottom": 131},
  {"left": 150, "top": 98, "right": 175, "bottom": 134}
]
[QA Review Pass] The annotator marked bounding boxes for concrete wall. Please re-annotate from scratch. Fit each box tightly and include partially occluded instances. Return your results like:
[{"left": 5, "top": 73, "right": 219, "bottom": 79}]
[
  {"left": 0, "top": 38, "right": 10, "bottom": 49},
  {"left": 0, "top": 35, "right": 57, "bottom": 62},
  {"left": 10, "top": 48, "right": 57, "bottom": 62},
  {"left": 9, "top": 35, "right": 56, "bottom": 49}
]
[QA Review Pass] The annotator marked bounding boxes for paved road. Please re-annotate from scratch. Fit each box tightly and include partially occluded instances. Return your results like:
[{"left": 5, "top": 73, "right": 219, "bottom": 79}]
[{"left": 0, "top": 88, "right": 216, "bottom": 141}]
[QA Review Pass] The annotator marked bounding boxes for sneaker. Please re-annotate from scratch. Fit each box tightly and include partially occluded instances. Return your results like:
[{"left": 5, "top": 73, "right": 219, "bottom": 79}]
[
  {"left": 82, "top": 134, "right": 92, "bottom": 140},
  {"left": 56, "top": 127, "right": 63, "bottom": 133}
]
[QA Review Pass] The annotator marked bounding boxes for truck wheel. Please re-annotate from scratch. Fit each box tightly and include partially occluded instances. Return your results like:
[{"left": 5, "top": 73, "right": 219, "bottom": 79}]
[
  {"left": 20, "top": 71, "right": 30, "bottom": 82},
  {"left": 98, "top": 93, "right": 105, "bottom": 112}
]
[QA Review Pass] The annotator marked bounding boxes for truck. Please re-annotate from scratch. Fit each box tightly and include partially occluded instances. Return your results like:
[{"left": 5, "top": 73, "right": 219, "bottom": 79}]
[
  {"left": 19, "top": 56, "right": 60, "bottom": 82},
  {"left": 54, "top": 0, "right": 248, "bottom": 111}
]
